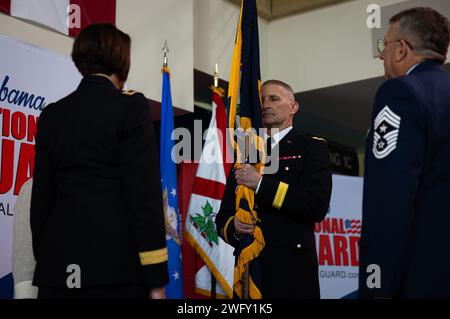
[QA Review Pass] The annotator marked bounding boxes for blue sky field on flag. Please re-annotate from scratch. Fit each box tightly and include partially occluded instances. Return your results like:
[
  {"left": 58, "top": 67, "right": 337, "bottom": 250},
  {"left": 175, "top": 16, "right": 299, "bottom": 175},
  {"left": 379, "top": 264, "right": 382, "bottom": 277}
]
[{"left": 160, "top": 67, "right": 183, "bottom": 299}]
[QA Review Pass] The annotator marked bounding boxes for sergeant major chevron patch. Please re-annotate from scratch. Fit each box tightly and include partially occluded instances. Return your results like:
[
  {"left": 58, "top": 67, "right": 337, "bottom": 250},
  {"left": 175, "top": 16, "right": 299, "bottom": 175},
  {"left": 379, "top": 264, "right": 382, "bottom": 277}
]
[{"left": 372, "top": 105, "right": 401, "bottom": 159}]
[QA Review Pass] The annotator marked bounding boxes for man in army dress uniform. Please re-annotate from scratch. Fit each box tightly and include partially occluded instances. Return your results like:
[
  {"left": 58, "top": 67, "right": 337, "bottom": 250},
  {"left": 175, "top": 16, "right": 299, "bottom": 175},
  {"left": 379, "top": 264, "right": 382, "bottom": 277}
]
[
  {"left": 360, "top": 7, "right": 450, "bottom": 298},
  {"left": 216, "top": 80, "right": 332, "bottom": 299}
]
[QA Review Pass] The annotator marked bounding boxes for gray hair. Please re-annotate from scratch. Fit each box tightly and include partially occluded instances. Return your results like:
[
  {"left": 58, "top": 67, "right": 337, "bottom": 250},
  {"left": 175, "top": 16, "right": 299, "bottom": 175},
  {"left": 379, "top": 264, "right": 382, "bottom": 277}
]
[
  {"left": 262, "top": 79, "right": 295, "bottom": 100},
  {"left": 390, "top": 7, "right": 450, "bottom": 64}
]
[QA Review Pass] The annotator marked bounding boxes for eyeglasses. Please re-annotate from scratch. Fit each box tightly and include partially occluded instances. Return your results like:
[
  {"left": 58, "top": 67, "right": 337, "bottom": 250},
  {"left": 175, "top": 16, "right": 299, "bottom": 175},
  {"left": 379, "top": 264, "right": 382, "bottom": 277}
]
[{"left": 376, "top": 39, "right": 413, "bottom": 54}]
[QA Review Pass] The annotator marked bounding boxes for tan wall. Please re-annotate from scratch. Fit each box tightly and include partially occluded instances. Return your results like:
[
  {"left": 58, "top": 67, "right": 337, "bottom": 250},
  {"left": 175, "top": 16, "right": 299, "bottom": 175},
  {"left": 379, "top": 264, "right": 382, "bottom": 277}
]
[
  {"left": 0, "top": 0, "right": 194, "bottom": 111},
  {"left": 0, "top": 12, "right": 73, "bottom": 56},
  {"left": 266, "top": 0, "right": 408, "bottom": 93},
  {"left": 117, "top": 0, "right": 193, "bottom": 111},
  {"left": 193, "top": 0, "right": 269, "bottom": 83}
]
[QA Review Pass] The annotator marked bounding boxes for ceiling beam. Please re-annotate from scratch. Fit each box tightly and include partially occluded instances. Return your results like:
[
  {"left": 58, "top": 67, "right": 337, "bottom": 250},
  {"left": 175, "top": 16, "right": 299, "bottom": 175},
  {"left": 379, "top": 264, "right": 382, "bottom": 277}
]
[
  {"left": 272, "top": 0, "right": 352, "bottom": 19},
  {"left": 229, "top": 0, "right": 272, "bottom": 20},
  {"left": 229, "top": 0, "right": 353, "bottom": 20}
]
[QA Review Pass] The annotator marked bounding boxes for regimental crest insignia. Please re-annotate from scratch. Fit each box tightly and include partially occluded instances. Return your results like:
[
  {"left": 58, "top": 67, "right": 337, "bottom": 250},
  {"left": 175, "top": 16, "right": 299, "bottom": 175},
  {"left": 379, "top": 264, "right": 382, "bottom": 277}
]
[{"left": 372, "top": 105, "right": 401, "bottom": 159}]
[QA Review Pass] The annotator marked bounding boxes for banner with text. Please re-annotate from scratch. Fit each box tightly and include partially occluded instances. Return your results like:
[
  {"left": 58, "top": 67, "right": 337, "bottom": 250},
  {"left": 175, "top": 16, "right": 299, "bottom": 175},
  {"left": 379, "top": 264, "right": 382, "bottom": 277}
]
[
  {"left": 315, "top": 174, "right": 363, "bottom": 299},
  {"left": 0, "top": 35, "right": 80, "bottom": 297}
]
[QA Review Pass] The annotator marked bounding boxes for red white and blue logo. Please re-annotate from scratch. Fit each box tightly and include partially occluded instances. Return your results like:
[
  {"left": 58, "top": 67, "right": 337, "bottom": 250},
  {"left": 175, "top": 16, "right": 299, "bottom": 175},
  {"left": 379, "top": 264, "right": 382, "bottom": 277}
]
[{"left": 344, "top": 219, "right": 361, "bottom": 234}]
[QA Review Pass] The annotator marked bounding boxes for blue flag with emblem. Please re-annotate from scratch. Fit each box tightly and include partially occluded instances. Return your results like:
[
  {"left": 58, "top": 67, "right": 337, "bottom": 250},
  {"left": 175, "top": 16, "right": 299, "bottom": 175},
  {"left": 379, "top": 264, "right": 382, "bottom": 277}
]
[{"left": 160, "top": 66, "right": 183, "bottom": 298}]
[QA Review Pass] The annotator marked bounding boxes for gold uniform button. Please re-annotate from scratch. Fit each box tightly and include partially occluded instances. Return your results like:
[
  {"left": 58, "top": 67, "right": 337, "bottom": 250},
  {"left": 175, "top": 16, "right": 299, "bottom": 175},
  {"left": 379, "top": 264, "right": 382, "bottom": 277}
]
[
  {"left": 297, "top": 244, "right": 302, "bottom": 249},
  {"left": 284, "top": 166, "right": 290, "bottom": 171}
]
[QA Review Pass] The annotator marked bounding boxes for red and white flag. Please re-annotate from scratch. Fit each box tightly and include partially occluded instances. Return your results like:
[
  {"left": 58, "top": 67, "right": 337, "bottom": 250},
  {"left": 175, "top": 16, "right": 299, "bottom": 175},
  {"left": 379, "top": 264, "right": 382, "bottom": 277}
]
[
  {"left": 184, "top": 88, "right": 234, "bottom": 298},
  {"left": 0, "top": 0, "right": 115, "bottom": 37}
]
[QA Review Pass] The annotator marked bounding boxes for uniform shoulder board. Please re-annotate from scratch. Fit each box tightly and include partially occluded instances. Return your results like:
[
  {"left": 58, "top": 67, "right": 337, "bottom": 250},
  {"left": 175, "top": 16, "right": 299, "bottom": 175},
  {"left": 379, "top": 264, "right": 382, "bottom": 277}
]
[
  {"left": 122, "top": 90, "right": 138, "bottom": 96},
  {"left": 311, "top": 136, "right": 327, "bottom": 143}
]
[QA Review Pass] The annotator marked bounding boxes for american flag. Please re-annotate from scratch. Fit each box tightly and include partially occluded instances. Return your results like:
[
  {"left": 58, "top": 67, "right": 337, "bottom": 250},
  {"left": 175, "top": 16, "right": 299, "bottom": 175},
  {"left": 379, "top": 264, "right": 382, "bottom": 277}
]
[{"left": 345, "top": 219, "right": 361, "bottom": 234}]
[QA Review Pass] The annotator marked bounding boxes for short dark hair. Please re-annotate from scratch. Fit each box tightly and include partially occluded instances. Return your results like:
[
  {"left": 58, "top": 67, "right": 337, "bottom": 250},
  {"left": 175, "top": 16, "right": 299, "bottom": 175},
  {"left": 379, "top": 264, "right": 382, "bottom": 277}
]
[
  {"left": 262, "top": 79, "right": 294, "bottom": 96},
  {"left": 72, "top": 23, "right": 131, "bottom": 82},
  {"left": 390, "top": 7, "right": 450, "bottom": 64}
]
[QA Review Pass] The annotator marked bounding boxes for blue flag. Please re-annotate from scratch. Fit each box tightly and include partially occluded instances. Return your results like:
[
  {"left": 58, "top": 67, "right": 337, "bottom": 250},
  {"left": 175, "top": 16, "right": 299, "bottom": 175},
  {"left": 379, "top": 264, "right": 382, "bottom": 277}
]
[{"left": 160, "top": 67, "right": 183, "bottom": 298}]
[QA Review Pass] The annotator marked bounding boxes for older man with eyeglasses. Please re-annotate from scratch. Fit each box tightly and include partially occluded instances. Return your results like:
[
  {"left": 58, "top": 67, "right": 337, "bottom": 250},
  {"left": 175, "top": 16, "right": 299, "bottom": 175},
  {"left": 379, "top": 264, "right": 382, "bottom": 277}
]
[{"left": 359, "top": 7, "right": 450, "bottom": 299}]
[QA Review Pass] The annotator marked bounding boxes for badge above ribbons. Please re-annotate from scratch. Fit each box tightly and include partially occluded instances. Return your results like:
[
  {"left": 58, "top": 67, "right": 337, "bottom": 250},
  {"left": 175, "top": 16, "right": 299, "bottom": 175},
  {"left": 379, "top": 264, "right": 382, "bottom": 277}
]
[{"left": 372, "top": 105, "right": 401, "bottom": 159}]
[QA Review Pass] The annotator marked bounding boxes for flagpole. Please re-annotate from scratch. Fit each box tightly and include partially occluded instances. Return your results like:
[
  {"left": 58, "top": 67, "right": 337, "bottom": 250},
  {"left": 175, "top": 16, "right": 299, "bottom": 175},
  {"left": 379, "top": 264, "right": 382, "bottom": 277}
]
[
  {"left": 243, "top": 264, "right": 250, "bottom": 299},
  {"left": 162, "top": 39, "right": 169, "bottom": 67},
  {"left": 210, "top": 62, "right": 220, "bottom": 299},
  {"left": 242, "top": 58, "right": 251, "bottom": 299},
  {"left": 214, "top": 63, "right": 219, "bottom": 88},
  {"left": 244, "top": 127, "right": 251, "bottom": 298}
]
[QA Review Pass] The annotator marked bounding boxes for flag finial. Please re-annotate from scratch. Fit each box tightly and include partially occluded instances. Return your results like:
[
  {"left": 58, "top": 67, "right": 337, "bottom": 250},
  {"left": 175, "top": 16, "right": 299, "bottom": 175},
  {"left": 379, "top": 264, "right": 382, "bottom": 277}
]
[
  {"left": 214, "top": 63, "right": 219, "bottom": 88},
  {"left": 162, "top": 40, "right": 170, "bottom": 67}
]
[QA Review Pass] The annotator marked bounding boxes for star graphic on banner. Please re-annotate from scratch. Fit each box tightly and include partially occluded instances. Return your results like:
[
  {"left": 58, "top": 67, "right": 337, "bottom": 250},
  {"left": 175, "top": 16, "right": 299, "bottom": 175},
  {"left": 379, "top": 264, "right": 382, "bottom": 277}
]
[
  {"left": 173, "top": 271, "right": 180, "bottom": 280},
  {"left": 379, "top": 123, "right": 388, "bottom": 133},
  {"left": 171, "top": 188, "right": 177, "bottom": 197},
  {"left": 377, "top": 141, "right": 386, "bottom": 149}
]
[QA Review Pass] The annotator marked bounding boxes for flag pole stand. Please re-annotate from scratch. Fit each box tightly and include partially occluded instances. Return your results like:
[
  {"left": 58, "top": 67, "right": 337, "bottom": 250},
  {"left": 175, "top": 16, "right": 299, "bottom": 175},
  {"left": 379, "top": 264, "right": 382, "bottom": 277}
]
[
  {"left": 210, "top": 272, "right": 217, "bottom": 299},
  {"left": 242, "top": 263, "right": 250, "bottom": 299},
  {"left": 209, "top": 62, "right": 220, "bottom": 300},
  {"left": 242, "top": 136, "right": 250, "bottom": 299}
]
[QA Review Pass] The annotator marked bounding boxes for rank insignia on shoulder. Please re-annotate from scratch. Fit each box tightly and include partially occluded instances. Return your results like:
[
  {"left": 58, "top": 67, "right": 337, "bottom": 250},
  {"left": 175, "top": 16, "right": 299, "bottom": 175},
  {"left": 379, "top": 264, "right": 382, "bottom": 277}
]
[
  {"left": 122, "top": 90, "right": 138, "bottom": 96},
  {"left": 312, "top": 136, "right": 326, "bottom": 142},
  {"left": 372, "top": 105, "right": 401, "bottom": 159}
]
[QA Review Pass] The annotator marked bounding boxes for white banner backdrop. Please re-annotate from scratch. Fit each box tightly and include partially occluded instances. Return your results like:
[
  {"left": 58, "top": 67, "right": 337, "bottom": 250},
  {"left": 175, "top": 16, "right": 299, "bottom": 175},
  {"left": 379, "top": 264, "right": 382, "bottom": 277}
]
[
  {"left": 0, "top": 35, "right": 81, "bottom": 297},
  {"left": 315, "top": 174, "right": 363, "bottom": 299}
]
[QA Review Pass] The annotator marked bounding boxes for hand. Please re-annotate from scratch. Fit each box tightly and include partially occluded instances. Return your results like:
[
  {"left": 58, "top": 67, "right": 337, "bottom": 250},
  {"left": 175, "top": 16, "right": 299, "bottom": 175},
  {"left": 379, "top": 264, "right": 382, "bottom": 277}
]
[
  {"left": 149, "top": 286, "right": 166, "bottom": 299},
  {"left": 234, "top": 216, "right": 255, "bottom": 235},
  {"left": 234, "top": 164, "right": 262, "bottom": 190}
]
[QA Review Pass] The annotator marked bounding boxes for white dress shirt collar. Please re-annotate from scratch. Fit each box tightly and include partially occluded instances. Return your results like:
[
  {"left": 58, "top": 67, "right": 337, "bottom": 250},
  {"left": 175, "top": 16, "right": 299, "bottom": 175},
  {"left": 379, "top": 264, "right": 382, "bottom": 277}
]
[{"left": 268, "top": 126, "right": 293, "bottom": 148}]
